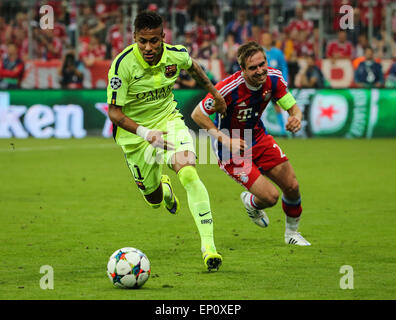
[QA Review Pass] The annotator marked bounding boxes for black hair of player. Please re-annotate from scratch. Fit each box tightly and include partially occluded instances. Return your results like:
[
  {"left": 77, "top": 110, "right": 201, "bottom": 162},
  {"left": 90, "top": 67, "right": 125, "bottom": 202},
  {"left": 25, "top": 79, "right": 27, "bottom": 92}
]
[{"left": 134, "top": 10, "right": 163, "bottom": 32}]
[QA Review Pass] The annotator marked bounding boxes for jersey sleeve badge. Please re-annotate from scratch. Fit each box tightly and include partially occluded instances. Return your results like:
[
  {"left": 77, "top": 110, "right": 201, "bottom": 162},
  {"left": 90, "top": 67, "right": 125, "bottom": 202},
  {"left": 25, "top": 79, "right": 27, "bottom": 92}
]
[{"left": 110, "top": 76, "right": 122, "bottom": 90}]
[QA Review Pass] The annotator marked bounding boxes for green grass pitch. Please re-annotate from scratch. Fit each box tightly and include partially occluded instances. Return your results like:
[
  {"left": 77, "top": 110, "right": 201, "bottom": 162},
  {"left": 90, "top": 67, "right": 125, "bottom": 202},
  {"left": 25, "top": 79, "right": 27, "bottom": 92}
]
[{"left": 0, "top": 137, "right": 395, "bottom": 300}]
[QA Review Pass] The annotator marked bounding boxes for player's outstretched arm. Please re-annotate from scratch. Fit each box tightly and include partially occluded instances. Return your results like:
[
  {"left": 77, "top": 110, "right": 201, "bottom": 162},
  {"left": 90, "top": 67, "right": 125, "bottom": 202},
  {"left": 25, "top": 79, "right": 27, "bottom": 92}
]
[
  {"left": 108, "top": 104, "right": 174, "bottom": 150},
  {"left": 187, "top": 59, "right": 227, "bottom": 114},
  {"left": 191, "top": 105, "right": 247, "bottom": 154},
  {"left": 285, "top": 104, "right": 303, "bottom": 133}
]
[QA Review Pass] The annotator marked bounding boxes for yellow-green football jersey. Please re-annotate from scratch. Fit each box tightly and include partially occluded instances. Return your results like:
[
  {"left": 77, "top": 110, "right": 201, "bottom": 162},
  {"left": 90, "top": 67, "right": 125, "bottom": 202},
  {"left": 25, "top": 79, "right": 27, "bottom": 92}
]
[{"left": 107, "top": 42, "right": 192, "bottom": 146}]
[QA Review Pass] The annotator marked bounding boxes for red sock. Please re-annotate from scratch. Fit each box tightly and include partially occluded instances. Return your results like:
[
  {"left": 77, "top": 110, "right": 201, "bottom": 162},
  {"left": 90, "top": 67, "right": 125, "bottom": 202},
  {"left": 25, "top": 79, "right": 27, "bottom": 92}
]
[{"left": 282, "top": 196, "right": 302, "bottom": 218}]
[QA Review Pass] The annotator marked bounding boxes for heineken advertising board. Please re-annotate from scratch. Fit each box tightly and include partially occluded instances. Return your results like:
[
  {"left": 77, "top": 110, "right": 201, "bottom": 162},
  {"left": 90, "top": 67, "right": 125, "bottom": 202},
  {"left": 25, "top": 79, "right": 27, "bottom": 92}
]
[
  {"left": 262, "top": 88, "right": 396, "bottom": 138},
  {"left": 0, "top": 89, "right": 395, "bottom": 139}
]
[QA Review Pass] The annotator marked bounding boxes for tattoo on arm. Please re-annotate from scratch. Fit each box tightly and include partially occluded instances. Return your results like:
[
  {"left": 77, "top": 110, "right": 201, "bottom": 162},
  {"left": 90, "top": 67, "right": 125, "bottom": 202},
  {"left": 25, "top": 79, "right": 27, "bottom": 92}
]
[
  {"left": 188, "top": 60, "right": 214, "bottom": 91},
  {"left": 116, "top": 115, "right": 127, "bottom": 126}
]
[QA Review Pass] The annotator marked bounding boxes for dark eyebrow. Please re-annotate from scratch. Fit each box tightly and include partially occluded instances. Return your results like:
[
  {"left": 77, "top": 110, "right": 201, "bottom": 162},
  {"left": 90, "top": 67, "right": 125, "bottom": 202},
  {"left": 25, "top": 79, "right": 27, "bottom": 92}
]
[
  {"left": 137, "top": 36, "right": 159, "bottom": 42},
  {"left": 248, "top": 60, "right": 266, "bottom": 70}
]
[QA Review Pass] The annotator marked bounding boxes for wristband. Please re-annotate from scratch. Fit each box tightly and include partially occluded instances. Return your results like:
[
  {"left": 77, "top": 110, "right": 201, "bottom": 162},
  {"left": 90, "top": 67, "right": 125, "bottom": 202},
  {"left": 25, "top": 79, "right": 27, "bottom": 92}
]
[{"left": 136, "top": 125, "right": 150, "bottom": 141}]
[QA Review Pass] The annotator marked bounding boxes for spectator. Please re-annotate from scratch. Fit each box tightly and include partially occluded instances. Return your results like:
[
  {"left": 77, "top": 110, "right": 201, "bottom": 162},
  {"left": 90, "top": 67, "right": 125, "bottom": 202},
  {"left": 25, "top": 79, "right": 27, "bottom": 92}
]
[
  {"left": 225, "top": 9, "right": 252, "bottom": 45},
  {"left": 261, "top": 32, "right": 289, "bottom": 82},
  {"left": 94, "top": 0, "right": 119, "bottom": 24},
  {"left": 183, "top": 31, "right": 199, "bottom": 59},
  {"left": 284, "top": 3, "right": 314, "bottom": 35},
  {"left": 0, "top": 43, "right": 24, "bottom": 89},
  {"left": 0, "top": 16, "right": 12, "bottom": 46},
  {"left": 223, "top": 32, "right": 240, "bottom": 75},
  {"left": 58, "top": 51, "right": 84, "bottom": 89},
  {"left": 275, "top": 29, "right": 295, "bottom": 61},
  {"left": 106, "top": 12, "right": 133, "bottom": 59},
  {"left": 196, "top": 34, "right": 218, "bottom": 60},
  {"left": 174, "top": 0, "right": 189, "bottom": 39},
  {"left": 39, "top": 29, "right": 63, "bottom": 60},
  {"left": 355, "top": 47, "right": 384, "bottom": 88},
  {"left": 286, "top": 49, "right": 300, "bottom": 89},
  {"left": 385, "top": 59, "right": 396, "bottom": 88},
  {"left": 326, "top": 30, "right": 354, "bottom": 60},
  {"left": 190, "top": 12, "right": 217, "bottom": 47},
  {"left": 281, "top": 0, "right": 299, "bottom": 25},
  {"left": 79, "top": 35, "right": 106, "bottom": 68},
  {"left": 299, "top": 54, "right": 325, "bottom": 88},
  {"left": 79, "top": 23, "right": 92, "bottom": 48},
  {"left": 355, "top": 33, "right": 369, "bottom": 58},
  {"left": 296, "top": 30, "right": 314, "bottom": 57},
  {"left": 262, "top": 31, "right": 289, "bottom": 136},
  {"left": 358, "top": 0, "right": 386, "bottom": 37},
  {"left": 79, "top": 4, "right": 106, "bottom": 43}
]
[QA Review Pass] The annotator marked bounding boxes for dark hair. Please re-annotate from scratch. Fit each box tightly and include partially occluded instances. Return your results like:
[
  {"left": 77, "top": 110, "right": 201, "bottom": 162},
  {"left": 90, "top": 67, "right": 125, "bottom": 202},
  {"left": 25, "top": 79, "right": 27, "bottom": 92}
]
[
  {"left": 134, "top": 10, "right": 163, "bottom": 32},
  {"left": 237, "top": 41, "right": 265, "bottom": 69}
]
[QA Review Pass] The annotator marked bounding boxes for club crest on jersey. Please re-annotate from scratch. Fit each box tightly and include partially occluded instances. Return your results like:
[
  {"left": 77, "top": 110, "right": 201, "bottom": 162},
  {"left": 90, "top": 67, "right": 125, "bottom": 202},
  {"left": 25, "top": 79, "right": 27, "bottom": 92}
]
[
  {"left": 236, "top": 172, "right": 249, "bottom": 184},
  {"left": 164, "top": 64, "right": 177, "bottom": 78},
  {"left": 110, "top": 76, "right": 122, "bottom": 90},
  {"left": 263, "top": 89, "right": 272, "bottom": 102}
]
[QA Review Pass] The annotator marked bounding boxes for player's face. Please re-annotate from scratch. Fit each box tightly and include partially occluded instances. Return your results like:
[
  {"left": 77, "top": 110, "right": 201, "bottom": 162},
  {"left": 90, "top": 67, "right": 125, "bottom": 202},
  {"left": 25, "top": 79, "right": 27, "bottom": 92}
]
[
  {"left": 242, "top": 51, "right": 268, "bottom": 87},
  {"left": 134, "top": 27, "right": 165, "bottom": 65}
]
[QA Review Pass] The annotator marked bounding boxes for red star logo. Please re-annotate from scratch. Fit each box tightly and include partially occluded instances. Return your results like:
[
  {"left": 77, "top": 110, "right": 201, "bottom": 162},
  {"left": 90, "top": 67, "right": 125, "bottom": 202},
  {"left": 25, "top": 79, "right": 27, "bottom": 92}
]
[{"left": 319, "top": 105, "right": 338, "bottom": 120}]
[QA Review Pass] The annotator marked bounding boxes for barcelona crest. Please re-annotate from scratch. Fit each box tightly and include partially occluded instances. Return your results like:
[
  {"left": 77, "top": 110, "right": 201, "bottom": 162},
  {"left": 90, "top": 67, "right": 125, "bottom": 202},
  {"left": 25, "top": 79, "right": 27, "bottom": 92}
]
[{"left": 164, "top": 64, "right": 177, "bottom": 78}]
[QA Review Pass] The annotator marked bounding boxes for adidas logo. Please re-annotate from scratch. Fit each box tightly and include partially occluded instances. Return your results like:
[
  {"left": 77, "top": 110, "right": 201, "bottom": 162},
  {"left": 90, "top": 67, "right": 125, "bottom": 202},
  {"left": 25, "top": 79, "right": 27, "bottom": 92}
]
[{"left": 288, "top": 238, "right": 298, "bottom": 245}]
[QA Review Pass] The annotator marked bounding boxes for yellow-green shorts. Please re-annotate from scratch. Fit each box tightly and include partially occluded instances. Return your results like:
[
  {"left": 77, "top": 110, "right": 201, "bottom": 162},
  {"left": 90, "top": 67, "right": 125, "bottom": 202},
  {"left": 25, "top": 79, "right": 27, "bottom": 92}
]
[{"left": 121, "top": 115, "right": 195, "bottom": 195}]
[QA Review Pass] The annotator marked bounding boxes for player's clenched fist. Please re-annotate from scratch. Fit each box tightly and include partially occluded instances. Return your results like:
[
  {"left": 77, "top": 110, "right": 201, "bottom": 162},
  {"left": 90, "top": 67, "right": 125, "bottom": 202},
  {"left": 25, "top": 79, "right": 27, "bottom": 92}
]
[
  {"left": 285, "top": 116, "right": 301, "bottom": 133},
  {"left": 136, "top": 126, "right": 175, "bottom": 150}
]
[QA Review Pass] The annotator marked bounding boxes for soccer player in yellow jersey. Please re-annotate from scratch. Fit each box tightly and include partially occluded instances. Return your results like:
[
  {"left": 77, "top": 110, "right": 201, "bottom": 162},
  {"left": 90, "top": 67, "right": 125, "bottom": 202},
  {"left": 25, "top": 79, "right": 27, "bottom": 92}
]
[{"left": 106, "top": 11, "right": 226, "bottom": 271}]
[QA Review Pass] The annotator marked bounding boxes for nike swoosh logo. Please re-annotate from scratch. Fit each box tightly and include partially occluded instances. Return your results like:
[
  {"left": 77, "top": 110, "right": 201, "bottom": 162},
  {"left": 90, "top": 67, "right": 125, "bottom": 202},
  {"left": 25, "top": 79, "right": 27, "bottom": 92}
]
[
  {"left": 134, "top": 75, "right": 144, "bottom": 80},
  {"left": 180, "top": 142, "right": 190, "bottom": 145},
  {"left": 199, "top": 211, "right": 210, "bottom": 217}
]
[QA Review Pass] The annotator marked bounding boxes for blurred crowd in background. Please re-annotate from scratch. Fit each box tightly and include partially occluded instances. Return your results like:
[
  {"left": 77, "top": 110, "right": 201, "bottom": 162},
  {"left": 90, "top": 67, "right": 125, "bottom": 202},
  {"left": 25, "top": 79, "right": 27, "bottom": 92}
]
[{"left": 1, "top": 0, "right": 396, "bottom": 89}]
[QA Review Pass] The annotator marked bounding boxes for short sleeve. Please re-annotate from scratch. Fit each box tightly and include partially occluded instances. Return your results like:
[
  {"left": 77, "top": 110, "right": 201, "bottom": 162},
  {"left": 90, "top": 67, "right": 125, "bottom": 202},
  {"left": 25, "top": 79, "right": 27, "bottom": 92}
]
[
  {"left": 107, "top": 58, "right": 130, "bottom": 107},
  {"left": 198, "top": 93, "right": 215, "bottom": 117},
  {"left": 271, "top": 74, "right": 296, "bottom": 111},
  {"left": 179, "top": 49, "right": 192, "bottom": 70}
]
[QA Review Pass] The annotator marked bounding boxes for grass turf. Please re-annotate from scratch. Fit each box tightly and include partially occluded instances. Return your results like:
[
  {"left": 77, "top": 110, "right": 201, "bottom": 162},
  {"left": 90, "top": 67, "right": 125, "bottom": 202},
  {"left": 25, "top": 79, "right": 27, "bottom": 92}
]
[{"left": 0, "top": 137, "right": 395, "bottom": 300}]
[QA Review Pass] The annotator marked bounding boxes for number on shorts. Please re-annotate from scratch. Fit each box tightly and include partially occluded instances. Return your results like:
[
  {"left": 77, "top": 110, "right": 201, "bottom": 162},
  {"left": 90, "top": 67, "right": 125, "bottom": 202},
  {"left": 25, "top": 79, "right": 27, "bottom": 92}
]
[
  {"left": 133, "top": 165, "right": 144, "bottom": 180},
  {"left": 273, "top": 143, "right": 286, "bottom": 158}
]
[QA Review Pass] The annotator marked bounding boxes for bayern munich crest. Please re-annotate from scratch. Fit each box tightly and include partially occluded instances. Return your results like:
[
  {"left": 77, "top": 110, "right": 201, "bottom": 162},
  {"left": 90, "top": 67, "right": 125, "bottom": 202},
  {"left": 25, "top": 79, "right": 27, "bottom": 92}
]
[{"left": 110, "top": 76, "right": 122, "bottom": 90}]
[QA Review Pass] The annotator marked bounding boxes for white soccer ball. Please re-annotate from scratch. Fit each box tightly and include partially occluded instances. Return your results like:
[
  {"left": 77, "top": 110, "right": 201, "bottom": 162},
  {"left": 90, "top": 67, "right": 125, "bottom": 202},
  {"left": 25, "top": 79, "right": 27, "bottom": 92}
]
[{"left": 107, "top": 247, "right": 151, "bottom": 289}]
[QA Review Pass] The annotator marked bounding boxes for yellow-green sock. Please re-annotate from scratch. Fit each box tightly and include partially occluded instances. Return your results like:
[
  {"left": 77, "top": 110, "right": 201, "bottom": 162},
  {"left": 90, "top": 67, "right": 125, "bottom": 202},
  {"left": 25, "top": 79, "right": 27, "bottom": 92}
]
[{"left": 177, "top": 166, "right": 216, "bottom": 253}]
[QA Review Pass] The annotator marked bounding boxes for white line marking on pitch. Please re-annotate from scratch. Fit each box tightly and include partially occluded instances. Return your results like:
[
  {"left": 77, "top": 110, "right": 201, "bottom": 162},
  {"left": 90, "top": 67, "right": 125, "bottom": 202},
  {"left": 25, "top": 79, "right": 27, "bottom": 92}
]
[{"left": 0, "top": 143, "right": 117, "bottom": 153}]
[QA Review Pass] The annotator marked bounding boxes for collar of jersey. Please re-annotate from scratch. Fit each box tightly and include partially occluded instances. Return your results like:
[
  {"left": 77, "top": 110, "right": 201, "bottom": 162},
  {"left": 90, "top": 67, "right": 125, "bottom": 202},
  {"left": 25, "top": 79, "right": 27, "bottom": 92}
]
[{"left": 133, "top": 43, "right": 167, "bottom": 69}]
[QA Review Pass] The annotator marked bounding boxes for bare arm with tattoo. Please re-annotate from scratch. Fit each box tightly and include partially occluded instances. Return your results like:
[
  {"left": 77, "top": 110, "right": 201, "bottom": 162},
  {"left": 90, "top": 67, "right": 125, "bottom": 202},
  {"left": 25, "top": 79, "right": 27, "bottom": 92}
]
[{"left": 187, "top": 59, "right": 227, "bottom": 114}]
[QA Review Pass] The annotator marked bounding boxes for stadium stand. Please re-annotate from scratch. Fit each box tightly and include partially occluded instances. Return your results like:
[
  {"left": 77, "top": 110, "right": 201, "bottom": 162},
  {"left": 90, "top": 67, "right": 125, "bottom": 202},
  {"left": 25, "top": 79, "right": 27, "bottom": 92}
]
[{"left": 0, "top": 0, "right": 395, "bottom": 89}]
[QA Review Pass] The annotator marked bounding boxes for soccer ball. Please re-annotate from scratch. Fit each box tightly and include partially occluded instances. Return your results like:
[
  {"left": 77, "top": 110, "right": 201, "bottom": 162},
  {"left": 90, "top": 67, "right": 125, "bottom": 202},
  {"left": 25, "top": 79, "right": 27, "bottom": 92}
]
[{"left": 107, "top": 247, "right": 151, "bottom": 289}]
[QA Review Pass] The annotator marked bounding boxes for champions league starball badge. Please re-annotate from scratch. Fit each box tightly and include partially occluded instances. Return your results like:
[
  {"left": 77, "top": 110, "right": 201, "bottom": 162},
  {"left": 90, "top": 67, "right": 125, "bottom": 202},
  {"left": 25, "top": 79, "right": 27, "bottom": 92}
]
[{"left": 110, "top": 76, "right": 122, "bottom": 90}]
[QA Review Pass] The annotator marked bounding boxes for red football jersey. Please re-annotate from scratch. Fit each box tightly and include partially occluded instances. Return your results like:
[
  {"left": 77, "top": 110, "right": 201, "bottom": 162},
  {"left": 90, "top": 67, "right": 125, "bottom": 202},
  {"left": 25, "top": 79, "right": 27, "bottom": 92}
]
[{"left": 199, "top": 67, "right": 289, "bottom": 140}]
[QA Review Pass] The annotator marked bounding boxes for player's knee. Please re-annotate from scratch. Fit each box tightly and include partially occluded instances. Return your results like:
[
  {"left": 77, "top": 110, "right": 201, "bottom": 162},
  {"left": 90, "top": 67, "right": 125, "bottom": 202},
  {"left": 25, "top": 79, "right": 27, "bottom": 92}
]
[
  {"left": 260, "top": 189, "right": 279, "bottom": 207},
  {"left": 283, "top": 179, "right": 300, "bottom": 197},
  {"left": 267, "top": 190, "right": 280, "bottom": 207}
]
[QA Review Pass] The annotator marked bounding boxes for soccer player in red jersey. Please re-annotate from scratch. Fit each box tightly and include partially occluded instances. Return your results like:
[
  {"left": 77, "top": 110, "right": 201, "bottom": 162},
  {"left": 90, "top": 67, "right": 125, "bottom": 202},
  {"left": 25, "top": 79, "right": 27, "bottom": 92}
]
[{"left": 192, "top": 41, "right": 310, "bottom": 246}]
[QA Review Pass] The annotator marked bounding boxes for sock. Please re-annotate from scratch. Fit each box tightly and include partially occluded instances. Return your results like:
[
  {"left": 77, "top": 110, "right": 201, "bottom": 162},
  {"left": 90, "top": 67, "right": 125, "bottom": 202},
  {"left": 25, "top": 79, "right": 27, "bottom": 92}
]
[
  {"left": 282, "top": 195, "right": 302, "bottom": 232},
  {"left": 245, "top": 193, "right": 263, "bottom": 210},
  {"left": 177, "top": 166, "right": 216, "bottom": 253}
]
